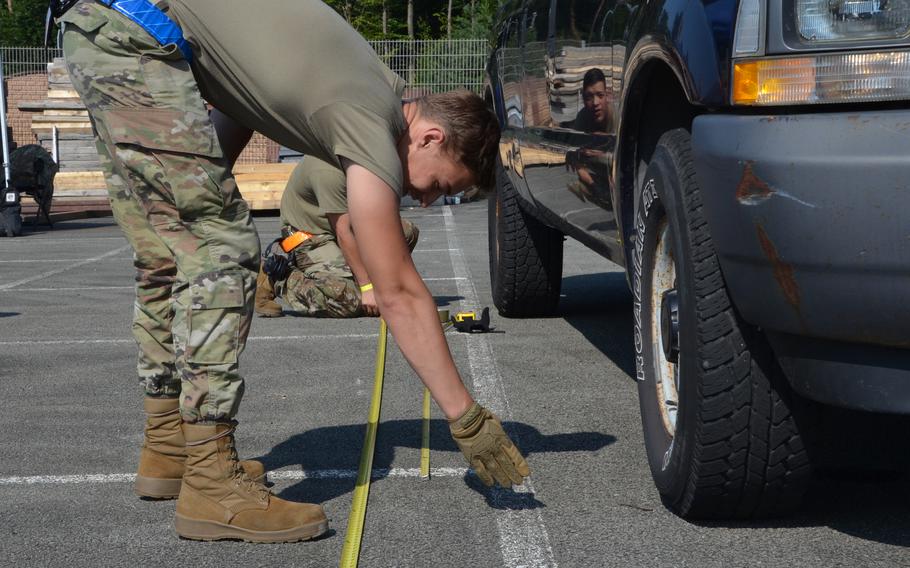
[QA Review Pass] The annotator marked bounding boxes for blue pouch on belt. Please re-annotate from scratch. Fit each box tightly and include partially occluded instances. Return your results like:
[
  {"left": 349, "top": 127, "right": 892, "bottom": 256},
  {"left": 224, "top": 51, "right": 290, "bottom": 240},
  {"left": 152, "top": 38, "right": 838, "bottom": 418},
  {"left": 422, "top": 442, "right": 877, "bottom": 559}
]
[{"left": 97, "top": 0, "right": 193, "bottom": 61}]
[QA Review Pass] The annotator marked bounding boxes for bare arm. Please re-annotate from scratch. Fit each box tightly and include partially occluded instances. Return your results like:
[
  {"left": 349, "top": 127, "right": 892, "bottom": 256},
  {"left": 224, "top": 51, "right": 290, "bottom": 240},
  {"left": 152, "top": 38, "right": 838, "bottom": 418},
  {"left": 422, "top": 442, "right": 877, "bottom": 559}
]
[
  {"left": 211, "top": 108, "right": 253, "bottom": 167},
  {"left": 328, "top": 212, "right": 379, "bottom": 316},
  {"left": 343, "top": 160, "right": 473, "bottom": 419},
  {"left": 328, "top": 213, "right": 370, "bottom": 286}
]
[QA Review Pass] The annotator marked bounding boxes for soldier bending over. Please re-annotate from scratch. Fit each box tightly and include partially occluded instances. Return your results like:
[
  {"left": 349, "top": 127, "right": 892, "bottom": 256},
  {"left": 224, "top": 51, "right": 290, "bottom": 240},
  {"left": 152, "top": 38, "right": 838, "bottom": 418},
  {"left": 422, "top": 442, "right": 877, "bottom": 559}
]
[{"left": 57, "top": 0, "right": 529, "bottom": 544}]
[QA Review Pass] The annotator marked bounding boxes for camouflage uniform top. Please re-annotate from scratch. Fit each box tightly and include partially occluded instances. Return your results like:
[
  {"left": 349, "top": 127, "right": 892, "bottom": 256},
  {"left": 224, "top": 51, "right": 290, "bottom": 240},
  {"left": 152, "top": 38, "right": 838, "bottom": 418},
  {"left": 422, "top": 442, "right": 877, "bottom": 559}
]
[
  {"left": 280, "top": 157, "right": 347, "bottom": 235},
  {"left": 165, "top": 0, "right": 407, "bottom": 197}
]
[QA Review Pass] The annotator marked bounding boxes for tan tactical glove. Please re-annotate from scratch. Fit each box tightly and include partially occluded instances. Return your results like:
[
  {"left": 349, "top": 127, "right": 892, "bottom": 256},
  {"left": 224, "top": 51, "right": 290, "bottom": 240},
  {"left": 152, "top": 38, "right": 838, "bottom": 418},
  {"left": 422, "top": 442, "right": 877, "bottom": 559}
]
[{"left": 449, "top": 402, "right": 530, "bottom": 487}]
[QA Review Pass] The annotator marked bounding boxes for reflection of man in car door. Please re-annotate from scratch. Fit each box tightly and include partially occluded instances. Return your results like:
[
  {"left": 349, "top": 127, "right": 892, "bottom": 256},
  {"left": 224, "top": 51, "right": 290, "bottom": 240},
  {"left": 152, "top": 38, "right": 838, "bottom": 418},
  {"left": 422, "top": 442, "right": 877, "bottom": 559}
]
[
  {"left": 573, "top": 68, "right": 609, "bottom": 133},
  {"left": 567, "top": 68, "right": 611, "bottom": 206}
]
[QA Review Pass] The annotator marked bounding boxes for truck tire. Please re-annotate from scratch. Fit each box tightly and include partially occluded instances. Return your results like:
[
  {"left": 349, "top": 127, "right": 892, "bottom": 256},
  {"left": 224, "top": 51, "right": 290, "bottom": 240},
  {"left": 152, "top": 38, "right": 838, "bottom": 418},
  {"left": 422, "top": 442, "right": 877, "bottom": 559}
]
[
  {"left": 488, "top": 157, "right": 563, "bottom": 317},
  {"left": 633, "top": 128, "right": 811, "bottom": 519}
]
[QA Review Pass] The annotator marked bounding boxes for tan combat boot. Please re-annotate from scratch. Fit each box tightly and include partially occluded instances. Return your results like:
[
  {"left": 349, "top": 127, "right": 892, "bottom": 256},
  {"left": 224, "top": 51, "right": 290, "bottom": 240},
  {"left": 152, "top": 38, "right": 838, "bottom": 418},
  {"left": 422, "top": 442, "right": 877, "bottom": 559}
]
[
  {"left": 255, "top": 265, "right": 283, "bottom": 317},
  {"left": 135, "top": 397, "right": 266, "bottom": 499},
  {"left": 175, "top": 422, "right": 328, "bottom": 542}
]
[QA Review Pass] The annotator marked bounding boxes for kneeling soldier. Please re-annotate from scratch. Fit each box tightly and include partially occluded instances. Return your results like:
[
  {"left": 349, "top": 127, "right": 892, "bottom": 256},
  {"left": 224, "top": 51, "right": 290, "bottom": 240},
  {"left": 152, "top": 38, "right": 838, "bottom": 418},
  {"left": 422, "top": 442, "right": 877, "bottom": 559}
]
[{"left": 256, "top": 157, "right": 419, "bottom": 318}]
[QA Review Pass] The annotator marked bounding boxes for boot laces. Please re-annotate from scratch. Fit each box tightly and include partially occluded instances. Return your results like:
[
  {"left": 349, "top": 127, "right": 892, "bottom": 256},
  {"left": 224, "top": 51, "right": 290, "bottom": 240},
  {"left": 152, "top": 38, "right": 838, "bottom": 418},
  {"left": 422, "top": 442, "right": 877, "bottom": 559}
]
[{"left": 226, "top": 433, "right": 269, "bottom": 501}]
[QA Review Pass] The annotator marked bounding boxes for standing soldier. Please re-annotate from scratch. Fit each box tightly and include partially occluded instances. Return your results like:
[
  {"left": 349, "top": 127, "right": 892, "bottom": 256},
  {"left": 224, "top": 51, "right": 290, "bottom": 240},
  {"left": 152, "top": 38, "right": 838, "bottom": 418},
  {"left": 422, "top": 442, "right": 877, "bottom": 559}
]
[
  {"left": 57, "top": 0, "right": 529, "bottom": 544},
  {"left": 255, "top": 156, "right": 419, "bottom": 318}
]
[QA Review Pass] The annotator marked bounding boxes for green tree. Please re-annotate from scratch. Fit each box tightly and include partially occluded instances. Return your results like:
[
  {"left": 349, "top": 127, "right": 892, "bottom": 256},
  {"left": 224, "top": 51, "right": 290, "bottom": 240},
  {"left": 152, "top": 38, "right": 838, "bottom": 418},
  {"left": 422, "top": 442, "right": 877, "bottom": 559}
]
[
  {"left": 1, "top": 0, "right": 48, "bottom": 46},
  {"left": 450, "top": 0, "right": 499, "bottom": 40},
  {"left": 325, "top": 0, "right": 493, "bottom": 40}
]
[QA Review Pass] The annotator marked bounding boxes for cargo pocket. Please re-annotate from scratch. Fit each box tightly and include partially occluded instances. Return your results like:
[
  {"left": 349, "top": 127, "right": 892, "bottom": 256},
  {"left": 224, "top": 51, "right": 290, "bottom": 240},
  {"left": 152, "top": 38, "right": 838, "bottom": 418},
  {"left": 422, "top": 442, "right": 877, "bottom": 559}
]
[
  {"left": 57, "top": 3, "right": 109, "bottom": 34},
  {"left": 102, "top": 107, "right": 220, "bottom": 158},
  {"left": 98, "top": 106, "right": 228, "bottom": 219},
  {"left": 185, "top": 271, "right": 245, "bottom": 365}
]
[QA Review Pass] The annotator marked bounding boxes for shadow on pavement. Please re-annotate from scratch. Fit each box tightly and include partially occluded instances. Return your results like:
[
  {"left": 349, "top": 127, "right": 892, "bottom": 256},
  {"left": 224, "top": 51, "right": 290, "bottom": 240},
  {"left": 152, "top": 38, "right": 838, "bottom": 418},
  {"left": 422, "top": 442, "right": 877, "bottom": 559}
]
[
  {"left": 432, "top": 295, "right": 465, "bottom": 309},
  {"left": 693, "top": 469, "right": 910, "bottom": 547},
  {"left": 559, "top": 271, "right": 635, "bottom": 378},
  {"left": 0, "top": 312, "right": 19, "bottom": 318},
  {"left": 17, "top": 218, "right": 119, "bottom": 236},
  {"left": 257, "top": 419, "right": 615, "bottom": 510}
]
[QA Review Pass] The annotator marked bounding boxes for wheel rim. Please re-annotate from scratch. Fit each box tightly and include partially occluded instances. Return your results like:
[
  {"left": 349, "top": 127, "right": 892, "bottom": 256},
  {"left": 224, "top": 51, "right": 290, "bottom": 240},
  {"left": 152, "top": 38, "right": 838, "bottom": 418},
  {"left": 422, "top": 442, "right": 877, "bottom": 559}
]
[{"left": 651, "top": 218, "right": 680, "bottom": 438}]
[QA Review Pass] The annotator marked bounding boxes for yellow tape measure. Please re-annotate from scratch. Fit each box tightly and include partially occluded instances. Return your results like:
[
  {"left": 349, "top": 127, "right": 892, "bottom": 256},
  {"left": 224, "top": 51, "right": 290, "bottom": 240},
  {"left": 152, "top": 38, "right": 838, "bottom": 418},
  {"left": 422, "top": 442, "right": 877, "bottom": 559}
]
[
  {"left": 339, "top": 319, "right": 388, "bottom": 568},
  {"left": 340, "top": 312, "right": 446, "bottom": 567},
  {"left": 421, "top": 387, "right": 431, "bottom": 479}
]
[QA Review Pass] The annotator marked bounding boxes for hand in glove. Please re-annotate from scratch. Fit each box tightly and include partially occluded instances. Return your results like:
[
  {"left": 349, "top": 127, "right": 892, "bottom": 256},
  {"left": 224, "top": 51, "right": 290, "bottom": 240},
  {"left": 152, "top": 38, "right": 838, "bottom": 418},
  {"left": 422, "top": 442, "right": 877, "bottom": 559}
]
[{"left": 449, "top": 402, "right": 530, "bottom": 487}]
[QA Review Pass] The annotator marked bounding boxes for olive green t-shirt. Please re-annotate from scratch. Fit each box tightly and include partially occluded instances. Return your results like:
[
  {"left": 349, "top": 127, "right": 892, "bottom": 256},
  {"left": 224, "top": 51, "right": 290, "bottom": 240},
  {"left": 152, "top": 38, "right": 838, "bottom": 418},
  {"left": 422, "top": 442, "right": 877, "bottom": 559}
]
[
  {"left": 166, "top": 0, "right": 407, "bottom": 196},
  {"left": 280, "top": 157, "right": 347, "bottom": 235}
]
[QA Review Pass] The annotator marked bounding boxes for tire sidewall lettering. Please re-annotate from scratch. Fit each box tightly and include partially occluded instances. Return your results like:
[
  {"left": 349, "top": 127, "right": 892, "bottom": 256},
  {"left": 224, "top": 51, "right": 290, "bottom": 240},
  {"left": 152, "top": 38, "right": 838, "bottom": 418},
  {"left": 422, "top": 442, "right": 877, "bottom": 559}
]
[{"left": 633, "top": 177, "right": 660, "bottom": 383}]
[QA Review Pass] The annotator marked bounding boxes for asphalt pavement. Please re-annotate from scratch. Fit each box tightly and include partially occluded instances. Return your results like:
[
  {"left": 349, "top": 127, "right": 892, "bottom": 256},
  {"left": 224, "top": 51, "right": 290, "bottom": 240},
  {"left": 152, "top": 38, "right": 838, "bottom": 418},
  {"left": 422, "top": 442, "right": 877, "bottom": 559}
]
[{"left": 0, "top": 202, "right": 908, "bottom": 567}]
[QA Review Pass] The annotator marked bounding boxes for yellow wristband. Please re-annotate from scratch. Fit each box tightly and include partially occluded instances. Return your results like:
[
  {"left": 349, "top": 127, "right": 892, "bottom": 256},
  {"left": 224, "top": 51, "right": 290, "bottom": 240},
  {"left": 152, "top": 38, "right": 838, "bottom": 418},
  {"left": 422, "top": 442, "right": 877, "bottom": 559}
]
[{"left": 359, "top": 283, "right": 373, "bottom": 293}]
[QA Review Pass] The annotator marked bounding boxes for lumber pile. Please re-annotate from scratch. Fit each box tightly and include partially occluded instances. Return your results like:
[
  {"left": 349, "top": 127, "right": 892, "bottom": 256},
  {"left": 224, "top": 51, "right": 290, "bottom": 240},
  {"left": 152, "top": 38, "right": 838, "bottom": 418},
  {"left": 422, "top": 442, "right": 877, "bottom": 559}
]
[
  {"left": 46, "top": 163, "right": 294, "bottom": 212},
  {"left": 233, "top": 163, "right": 295, "bottom": 210},
  {"left": 17, "top": 59, "right": 99, "bottom": 171}
]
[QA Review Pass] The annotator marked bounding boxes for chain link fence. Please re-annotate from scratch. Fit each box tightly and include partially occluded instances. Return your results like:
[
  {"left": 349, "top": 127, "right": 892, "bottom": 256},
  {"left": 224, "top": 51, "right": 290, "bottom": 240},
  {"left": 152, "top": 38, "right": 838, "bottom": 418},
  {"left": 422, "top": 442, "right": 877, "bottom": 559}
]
[
  {"left": 2, "top": 40, "right": 488, "bottom": 163},
  {"left": 372, "top": 39, "right": 488, "bottom": 97},
  {"left": 1, "top": 47, "right": 63, "bottom": 149}
]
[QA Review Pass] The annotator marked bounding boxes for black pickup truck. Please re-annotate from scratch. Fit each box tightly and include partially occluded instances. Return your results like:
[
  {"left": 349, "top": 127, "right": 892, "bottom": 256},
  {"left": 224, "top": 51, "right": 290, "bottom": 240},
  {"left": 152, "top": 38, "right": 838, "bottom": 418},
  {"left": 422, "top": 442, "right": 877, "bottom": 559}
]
[{"left": 485, "top": 0, "right": 910, "bottom": 519}]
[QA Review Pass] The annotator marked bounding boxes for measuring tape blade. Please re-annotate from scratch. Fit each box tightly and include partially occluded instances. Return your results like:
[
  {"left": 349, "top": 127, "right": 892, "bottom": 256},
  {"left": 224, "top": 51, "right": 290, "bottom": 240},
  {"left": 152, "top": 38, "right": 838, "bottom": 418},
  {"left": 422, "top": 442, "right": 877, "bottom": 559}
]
[
  {"left": 339, "top": 318, "right": 388, "bottom": 568},
  {"left": 420, "top": 387, "right": 431, "bottom": 479}
]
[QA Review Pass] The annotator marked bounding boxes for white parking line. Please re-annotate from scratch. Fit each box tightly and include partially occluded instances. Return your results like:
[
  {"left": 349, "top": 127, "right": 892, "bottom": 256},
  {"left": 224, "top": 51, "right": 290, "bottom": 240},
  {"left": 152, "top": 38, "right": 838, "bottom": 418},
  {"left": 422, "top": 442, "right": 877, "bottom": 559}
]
[
  {"left": 443, "top": 206, "right": 558, "bottom": 568},
  {"left": 0, "top": 258, "right": 130, "bottom": 263},
  {"left": 0, "top": 236, "right": 126, "bottom": 243},
  {"left": 0, "top": 245, "right": 132, "bottom": 291},
  {"left": 0, "top": 279, "right": 465, "bottom": 292},
  {"left": 0, "top": 333, "right": 380, "bottom": 346},
  {"left": 0, "top": 467, "right": 470, "bottom": 486},
  {"left": 0, "top": 286, "right": 133, "bottom": 292}
]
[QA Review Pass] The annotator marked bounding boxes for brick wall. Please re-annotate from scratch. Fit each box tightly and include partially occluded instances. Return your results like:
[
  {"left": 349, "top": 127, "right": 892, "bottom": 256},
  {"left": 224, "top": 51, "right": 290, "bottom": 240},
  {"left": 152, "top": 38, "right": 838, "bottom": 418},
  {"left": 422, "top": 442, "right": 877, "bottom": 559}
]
[
  {"left": 236, "top": 132, "right": 280, "bottom": 165},
  {"left": 4, "top": 72, "right": 47, "bottom": 150}
]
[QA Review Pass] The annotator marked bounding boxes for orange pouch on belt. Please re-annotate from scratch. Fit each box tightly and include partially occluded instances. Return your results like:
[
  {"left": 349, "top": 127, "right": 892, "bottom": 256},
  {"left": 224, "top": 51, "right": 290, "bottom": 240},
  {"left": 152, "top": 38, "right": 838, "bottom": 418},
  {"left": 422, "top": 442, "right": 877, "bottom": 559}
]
[{"left": 280, "top": 230, "right": 313, "bottom": 253}]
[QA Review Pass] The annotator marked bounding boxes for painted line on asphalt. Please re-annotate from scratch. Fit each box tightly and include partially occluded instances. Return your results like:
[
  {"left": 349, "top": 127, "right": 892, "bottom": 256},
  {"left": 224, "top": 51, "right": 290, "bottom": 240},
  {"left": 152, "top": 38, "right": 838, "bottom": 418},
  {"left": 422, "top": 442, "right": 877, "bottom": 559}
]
[
  {"left": 443, "top": 206, "right": 558, "bottom": 568},
  {"left": 0, "top": 467, "right": 470, "bottom": 486},
  {"left": 0, "top": 258, "right": 130, "bottom": 263},
  {"left": 0, "top": 286, "right": 134, "bottom": 292},
  {"left": 0, "top": 236, "right": 126, "bottom": 243},
  {"left": 0, "top": 278, "right": 465, "bottom": 292},
  {"left": 0, "top": 245, "right": 132, "bottom": 291},
  {"left": 0, "top": 333, "right": 381, "bottom": 346}
]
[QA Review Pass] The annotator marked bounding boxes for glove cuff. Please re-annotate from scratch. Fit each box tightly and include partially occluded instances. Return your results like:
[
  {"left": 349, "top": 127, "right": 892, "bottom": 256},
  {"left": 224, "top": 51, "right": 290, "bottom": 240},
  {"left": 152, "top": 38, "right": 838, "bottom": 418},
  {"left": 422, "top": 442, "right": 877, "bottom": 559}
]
[{"left": 448, "top": 402, "right": 485, "bottom": 435}]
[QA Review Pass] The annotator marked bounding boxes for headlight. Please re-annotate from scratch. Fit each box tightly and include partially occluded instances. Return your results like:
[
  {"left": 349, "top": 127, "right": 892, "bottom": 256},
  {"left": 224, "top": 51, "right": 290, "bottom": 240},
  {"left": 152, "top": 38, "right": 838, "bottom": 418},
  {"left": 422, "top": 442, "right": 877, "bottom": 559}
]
[
  {"left": 733, "top": 50, "right": 910, "bottom": 104},
  {"left": 798, "top": 0, "right": 910, "bottom": 42}
]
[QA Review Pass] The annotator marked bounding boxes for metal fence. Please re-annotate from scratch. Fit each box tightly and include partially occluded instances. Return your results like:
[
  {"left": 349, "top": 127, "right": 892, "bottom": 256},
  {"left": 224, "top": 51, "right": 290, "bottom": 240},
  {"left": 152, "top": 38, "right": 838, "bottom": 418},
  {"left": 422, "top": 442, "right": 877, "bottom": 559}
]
[
  {"left": 1, "top": 47, "right": 63, "bottom": 149},
  {"left": 372, "top": 39, "right": 489, "bottom": 95}
]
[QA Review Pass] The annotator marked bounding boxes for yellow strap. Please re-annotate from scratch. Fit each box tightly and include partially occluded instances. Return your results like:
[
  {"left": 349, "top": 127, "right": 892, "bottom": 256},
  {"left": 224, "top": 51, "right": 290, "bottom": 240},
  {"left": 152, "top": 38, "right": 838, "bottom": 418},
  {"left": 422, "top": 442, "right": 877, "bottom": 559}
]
[
  {"left": 359, "top": 282, "right": 373, "bottom": 293},
  {"left": 339, "top": 318, "right": 387, "bottom": 568},
  {"left": 420, "top": 387, "right": 431, "bottom": 479}
]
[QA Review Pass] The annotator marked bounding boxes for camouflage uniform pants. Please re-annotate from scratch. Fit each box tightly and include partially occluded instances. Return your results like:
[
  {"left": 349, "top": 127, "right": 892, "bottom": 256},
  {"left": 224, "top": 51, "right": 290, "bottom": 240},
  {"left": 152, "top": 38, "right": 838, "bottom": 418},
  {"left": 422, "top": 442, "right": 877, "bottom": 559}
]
[
  {"left": 277, "top": 219, "right": 418, "bottom": 318},
  {"left": 60, "top": 2, "right": 260, "bottom": 422}
]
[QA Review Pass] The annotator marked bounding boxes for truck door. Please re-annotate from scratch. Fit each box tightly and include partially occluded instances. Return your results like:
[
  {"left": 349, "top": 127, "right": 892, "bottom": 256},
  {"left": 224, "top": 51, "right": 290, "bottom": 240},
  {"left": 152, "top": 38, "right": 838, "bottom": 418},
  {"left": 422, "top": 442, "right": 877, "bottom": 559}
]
[{"left": 519, "top": 0, "right": 621, "bottom": 260}]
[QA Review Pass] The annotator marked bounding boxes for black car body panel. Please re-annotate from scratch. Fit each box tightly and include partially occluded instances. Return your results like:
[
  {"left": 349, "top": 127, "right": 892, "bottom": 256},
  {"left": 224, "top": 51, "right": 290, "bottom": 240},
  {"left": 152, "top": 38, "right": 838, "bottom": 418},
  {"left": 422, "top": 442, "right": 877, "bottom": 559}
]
[{"left": 487, "top": 0, "right": 910, "bottom": 413}]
